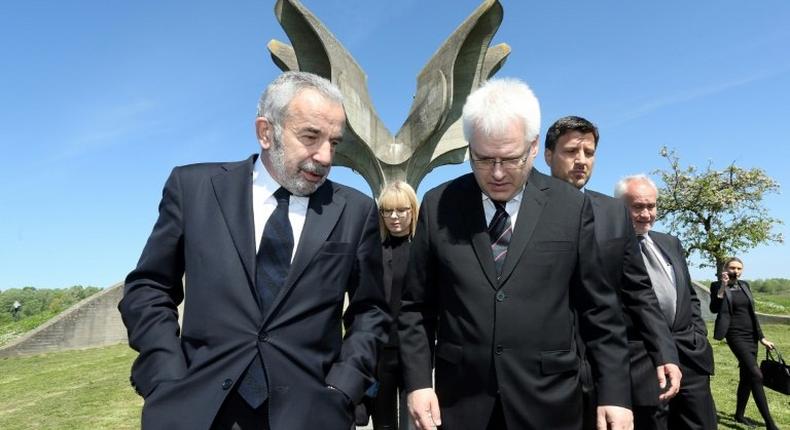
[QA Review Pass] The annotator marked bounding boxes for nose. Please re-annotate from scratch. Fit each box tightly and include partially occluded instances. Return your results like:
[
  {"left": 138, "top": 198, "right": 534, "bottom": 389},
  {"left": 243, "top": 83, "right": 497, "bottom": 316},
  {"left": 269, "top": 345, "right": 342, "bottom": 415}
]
[
  {"left": 388, "top": 211, "right": 399, "bottom": 219},
  {"left": 491, "top": 163, "right": 506, "bottom": 180},
  {"left": 313, "top": 140, "right": 334, "bottom": 166}
]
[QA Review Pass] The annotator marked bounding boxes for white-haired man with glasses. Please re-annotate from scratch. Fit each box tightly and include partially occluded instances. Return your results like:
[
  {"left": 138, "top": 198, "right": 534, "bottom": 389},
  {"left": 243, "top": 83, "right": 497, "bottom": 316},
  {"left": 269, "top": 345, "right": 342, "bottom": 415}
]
[{"left": 398, "top": 78, "right": 633, "bottom": 430}]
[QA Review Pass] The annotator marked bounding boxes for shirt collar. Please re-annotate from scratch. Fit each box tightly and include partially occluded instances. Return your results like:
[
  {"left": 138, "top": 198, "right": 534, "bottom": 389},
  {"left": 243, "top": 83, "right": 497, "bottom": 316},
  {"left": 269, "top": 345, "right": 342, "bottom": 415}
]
[
  {"left": 253, "top": 154, "right": 309, "bottom": 209},
  {"left": 481, "top": 186, "right": 525, "bottom": 206}
]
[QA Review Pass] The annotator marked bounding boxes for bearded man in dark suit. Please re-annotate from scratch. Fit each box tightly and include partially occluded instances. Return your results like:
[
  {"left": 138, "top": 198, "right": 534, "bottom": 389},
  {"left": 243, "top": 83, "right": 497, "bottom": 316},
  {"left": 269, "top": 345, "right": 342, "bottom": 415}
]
[
  {"left": 119, "top": 71, "right": 389, "bottom": 430},
  {"left": 615, "top": 175, "right": 717, "bottom": 430},
  {"left": 398, "top": 78, "right": 633, "bottom": 430},
  {"left": 544, "top": 116, "right": 682, "bottom": 430}
]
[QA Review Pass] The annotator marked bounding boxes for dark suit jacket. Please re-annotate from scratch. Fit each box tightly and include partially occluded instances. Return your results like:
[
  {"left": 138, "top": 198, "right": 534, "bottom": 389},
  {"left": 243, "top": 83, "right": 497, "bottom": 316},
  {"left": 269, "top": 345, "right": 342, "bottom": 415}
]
[
  {"left": 647, "top": 231, "right": 714, "bottom": 375},
  {"left": 710, "top": 280, "right": 763, "bottom": 341},
  {"left": 586, "top": 190, "right": 678, "bottom": 406},
  {"left": 118, "top": 155, "right": 390, "bottom": 429},
  {"left": 398, "top": 170, "right": 630, "bottom": 430}
]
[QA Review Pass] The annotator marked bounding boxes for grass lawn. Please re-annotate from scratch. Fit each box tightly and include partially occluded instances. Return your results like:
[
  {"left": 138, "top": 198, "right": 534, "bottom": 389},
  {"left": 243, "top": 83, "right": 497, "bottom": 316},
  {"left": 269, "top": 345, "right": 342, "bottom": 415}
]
[
  {"left": 710, "top": 323, "right": 790, "bottom": 429},
  {"left": 0, "top": 344, "right": 141, "bottom": 430},
  {"left": 1, "top": 327, "right": 788, "bottom": 429},
  {"left": 754, "top": 292, "right": 790, "bottom": 315}
]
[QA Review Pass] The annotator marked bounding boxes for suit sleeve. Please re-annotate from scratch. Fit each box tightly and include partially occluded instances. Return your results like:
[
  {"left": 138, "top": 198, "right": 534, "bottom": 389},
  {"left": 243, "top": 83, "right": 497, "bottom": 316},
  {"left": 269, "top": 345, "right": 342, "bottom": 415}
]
[
  {"left": 674, "top": 237, "right": 707, "bottom": 335},
  {"left": 618, "top": 210, "right": 679, "bottom": 366},
  {"left": 397, "top": 198, "right": 439, "bottom": 392},
  {"left": 118, "top": 168, "right": 187, "bottom": 398},
  {"left": 575, "top": 195, "right": 631, "bottom": 408},
  {"left": 326, "top": 198, "right": 391, "bottom": 403},
  {"left": 709, "top": 282, "right": 723, "bottom": 313}
]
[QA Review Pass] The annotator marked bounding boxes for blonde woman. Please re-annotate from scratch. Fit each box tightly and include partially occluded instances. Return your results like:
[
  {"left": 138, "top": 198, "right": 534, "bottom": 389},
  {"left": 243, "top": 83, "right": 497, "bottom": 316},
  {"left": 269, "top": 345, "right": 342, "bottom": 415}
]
[{"left": 362, "top": 181, "right": 418, "bottom": 430}]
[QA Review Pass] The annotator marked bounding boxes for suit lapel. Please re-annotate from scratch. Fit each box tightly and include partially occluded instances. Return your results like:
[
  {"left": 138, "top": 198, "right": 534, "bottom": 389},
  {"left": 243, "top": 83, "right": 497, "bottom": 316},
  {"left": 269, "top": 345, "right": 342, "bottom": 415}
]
[
  {"left": 263, "top": 181, "right": 345, "bottom": 324},
  {"left": 462, "top": 177, "right": 499, "bottom": 288},
  {"left": 211, "top": 155, "right": 257, "bottom": 290},
  {"left": 499, "top": 169, "right": 547, "bottom": 286}
]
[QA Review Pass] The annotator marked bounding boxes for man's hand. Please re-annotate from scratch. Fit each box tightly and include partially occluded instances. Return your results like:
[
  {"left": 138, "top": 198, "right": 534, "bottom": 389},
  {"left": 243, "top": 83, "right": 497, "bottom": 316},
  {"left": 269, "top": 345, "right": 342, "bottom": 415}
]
[
  {"left": 407, "top": 388, "right": 441, "bottom": 429},
  {"left": 656, "top": 363, "right": 682, "bottom": 401},
  {"left": 596, "top": 405, "right": 633, "bottom": 430}
]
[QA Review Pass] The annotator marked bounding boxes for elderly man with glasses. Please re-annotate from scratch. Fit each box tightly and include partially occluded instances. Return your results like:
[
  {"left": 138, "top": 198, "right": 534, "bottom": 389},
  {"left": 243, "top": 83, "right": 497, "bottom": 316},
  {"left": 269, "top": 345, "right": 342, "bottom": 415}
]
[{"left": 398, "top": 78, "right": 632, "bottom": 430}]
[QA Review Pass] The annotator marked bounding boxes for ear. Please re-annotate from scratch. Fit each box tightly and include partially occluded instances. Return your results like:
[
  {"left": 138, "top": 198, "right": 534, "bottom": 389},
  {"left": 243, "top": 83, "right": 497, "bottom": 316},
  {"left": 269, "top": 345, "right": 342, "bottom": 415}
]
[
  {"left": 255, "top": 117, "right": 273, "bottom": 150},
  {"left": 543, "top": 146, "right": 552, "bottom": 166},
  {"left": 529, "top": 136, "right": 540, "bottom": 158}
]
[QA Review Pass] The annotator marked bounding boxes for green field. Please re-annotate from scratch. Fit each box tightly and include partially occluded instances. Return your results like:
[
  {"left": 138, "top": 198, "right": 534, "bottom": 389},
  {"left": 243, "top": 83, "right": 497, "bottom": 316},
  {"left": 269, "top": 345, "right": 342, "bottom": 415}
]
[
  {"left": 1, "top": 325, "right": 788, "bottom": 429},
  {"left": 0, "top": 344, "right": 141, "bottom": 430},
  {"left": 754, "top": 293, "right": 790, "bottom": 315},
  {"left": 710, "top": 323, "right": 790, "bottom": 428}
]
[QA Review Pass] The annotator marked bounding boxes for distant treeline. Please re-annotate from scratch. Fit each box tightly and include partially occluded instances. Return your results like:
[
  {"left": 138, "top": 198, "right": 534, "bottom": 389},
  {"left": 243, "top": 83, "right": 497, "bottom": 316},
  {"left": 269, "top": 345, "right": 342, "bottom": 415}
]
[
  {"left": 0, "top": 286, "right": 101, "bottom": 323},
  {"left": 749, "top": 278, "right": 790, "bottom": 294},
  {"left": 699, "top": 278, "right": 790, "bottom": 295}
]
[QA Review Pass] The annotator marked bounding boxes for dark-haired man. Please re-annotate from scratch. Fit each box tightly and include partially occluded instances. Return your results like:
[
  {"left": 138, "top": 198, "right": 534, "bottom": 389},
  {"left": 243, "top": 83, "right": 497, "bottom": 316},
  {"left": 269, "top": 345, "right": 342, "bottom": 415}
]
[{"left": 545, "top": 116, "right": 682, "bottom": 430}]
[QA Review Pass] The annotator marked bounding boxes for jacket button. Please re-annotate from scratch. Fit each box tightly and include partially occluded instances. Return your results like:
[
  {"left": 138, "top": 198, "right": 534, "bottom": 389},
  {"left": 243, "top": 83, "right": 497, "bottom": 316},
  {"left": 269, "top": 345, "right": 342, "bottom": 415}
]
[
  {"left": 496, "top": 291, "right": 506, "bottom": 302},
  {"left": 495, "top": 345, "right": 504, "bottom": 355},
  {"left": 221, "top": 378, "right": 233, "bottom": 390},
  {"left": 258, "top": 332, "right": 269, "bottom": 342}
]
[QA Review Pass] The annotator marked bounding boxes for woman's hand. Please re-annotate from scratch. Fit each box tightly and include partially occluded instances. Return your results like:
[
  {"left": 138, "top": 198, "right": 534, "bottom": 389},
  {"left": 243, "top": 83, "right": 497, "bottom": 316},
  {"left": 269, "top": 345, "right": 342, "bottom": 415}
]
[
  {"left": 716, "top": 273, "right": 727, "bottom": 298},
  {"left": 760, "top": 338, "right": 775, "bottom": 350}
]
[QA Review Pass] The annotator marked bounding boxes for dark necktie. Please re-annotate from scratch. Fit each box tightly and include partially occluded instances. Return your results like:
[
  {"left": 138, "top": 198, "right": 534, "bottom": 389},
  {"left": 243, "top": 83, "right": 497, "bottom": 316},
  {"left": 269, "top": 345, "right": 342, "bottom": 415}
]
[
  {"left": 488, "top": 201, "right": 512, "bottom": 276},
  {"left": 238, "top": 186, "right": 293, "bottom": 408},
  {"left": 638, "top": 235, "right": 677, "bottom": 324}
]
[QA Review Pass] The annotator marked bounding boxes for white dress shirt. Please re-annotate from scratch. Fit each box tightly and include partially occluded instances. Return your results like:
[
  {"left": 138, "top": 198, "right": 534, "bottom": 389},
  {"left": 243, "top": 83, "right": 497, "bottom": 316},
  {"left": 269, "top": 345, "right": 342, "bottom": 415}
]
[
  {"left": 481, "top": 187, "right": 523, "bottom": 230},
  {"left": 252, "top": 157, "right": 309, "bottom": 261}
]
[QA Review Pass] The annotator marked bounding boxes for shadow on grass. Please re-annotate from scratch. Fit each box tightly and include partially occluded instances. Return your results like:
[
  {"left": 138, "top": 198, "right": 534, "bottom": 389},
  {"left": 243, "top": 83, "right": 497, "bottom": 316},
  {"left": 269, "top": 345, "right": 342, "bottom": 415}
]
[{"left": 717, "top": 410, "right": 763, "bottom": 429}]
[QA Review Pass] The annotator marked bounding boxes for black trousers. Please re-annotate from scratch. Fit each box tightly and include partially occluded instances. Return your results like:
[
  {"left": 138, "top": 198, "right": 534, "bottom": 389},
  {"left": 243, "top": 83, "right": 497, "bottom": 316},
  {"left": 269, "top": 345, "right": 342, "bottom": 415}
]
[
  {"left": 371, "top": 348, "right": 402, "bottom": 429},
  {"left": 727, "top": 336, "right": 778, "bottom": 429},
  {"left": 211, "top": 389, "right": 269, "bottom": 430},
  {"left": 486, "top": 397, "right": 506, "bottom": 430},
  {"left": 631, "top": 364, "right": 716, "bottom": 430},
  {"left": 666, "top": 363, "right": 717, "bottom": 430}
]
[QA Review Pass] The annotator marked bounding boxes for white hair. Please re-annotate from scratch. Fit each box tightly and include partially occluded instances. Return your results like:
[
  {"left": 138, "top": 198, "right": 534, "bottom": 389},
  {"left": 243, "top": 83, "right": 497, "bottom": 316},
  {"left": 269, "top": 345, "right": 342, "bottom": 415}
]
[
  {"left": 614, "top": 174, "right": 658, "bottom": 198},
  {"left": 462, "top": 77, "right": 541, "bottom": 144},
  {"left": 256, "top": 71, "right": 343, "bottom": 134}
]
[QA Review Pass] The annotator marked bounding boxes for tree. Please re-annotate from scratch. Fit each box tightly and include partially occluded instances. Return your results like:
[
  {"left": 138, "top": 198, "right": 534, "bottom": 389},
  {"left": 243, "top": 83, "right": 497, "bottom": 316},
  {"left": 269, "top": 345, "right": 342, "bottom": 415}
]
[{"left": 654, "top": 147, "right": 783, "bottom": 275}]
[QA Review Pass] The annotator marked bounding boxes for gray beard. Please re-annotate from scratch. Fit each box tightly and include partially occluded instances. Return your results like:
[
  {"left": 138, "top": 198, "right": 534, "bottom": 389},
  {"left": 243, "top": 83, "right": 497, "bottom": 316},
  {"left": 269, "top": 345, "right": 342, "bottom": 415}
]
[{"left": 267, "top": 140, "right": 329, "bottom": 197}]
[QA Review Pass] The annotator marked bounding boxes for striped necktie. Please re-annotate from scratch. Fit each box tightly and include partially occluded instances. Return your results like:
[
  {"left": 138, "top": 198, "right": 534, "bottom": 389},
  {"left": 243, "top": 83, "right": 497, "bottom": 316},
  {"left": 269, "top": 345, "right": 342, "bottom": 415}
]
[{"left": 488, "top": 200, "right": 512, "bottom": 276}]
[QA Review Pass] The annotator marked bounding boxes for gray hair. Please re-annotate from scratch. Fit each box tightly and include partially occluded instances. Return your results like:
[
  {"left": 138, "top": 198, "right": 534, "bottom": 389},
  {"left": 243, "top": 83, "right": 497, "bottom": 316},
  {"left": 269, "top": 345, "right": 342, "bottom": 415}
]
[
  {"left": 256, "top": 71, "right": 343, "bottom": 136},
  {"left": 462, "top": 77, "right": 541, "bottom": 145},
  {"left": 614, "top": 174, "right": 658, "bottom": 198}
]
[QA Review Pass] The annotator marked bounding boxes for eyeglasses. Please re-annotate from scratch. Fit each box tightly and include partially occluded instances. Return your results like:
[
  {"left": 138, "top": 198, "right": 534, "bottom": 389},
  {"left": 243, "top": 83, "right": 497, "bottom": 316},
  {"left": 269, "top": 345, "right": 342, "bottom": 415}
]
[
  {"left": 470, "top": 155, "right": 528, "bottom": 170},
  {"left": 380, "top": 207, "right": 411, "bottom": 217}
]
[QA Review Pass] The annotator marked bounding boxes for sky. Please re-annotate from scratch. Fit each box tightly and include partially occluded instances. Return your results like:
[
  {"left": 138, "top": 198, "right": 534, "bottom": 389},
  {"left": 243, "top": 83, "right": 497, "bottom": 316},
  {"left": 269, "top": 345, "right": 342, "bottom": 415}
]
[{"left": 1, "top": 0, "right": 789, "bottom": 290}]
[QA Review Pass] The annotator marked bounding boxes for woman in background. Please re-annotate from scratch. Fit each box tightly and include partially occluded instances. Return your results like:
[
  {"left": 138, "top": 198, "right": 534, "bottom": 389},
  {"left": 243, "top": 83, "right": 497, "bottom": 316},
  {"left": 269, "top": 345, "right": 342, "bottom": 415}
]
[
  {"left": 357, "top": 181, "right": 418, "bottom": 430},
  {"left": 710, "top": 257, "right": 778, "bottom": 430}
]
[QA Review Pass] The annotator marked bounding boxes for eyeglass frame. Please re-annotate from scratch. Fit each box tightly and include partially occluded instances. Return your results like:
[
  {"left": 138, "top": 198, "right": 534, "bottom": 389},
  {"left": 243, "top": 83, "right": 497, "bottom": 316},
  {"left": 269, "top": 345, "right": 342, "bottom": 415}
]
[
  {"left": 379, "top": 207, "right": 412, "bottom": 217},
  {"left": 469, "top": 153, "right": 530, "bottom": 170}
]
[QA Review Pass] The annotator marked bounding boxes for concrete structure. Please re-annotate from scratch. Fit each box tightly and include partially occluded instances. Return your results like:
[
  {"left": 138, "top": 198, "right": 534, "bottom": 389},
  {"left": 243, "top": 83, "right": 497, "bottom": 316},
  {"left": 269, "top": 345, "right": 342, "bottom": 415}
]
[
  {"left": 0, "top": 282, "right": 128, "bottom": 357},
  {"left": 268, "top": 0, "right": 510, "bottom": 196}
]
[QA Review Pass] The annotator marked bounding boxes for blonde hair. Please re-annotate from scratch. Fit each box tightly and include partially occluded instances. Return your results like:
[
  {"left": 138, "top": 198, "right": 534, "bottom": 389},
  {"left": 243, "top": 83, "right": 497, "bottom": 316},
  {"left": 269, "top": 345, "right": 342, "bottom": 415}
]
[{"left": 377, "top": 181, "right": 419, "bottom": 240}]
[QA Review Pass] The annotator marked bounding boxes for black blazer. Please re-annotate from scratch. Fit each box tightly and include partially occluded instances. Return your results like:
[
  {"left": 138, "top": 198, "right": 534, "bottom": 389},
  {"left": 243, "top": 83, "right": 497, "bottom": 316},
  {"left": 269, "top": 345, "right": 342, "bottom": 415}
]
[
  {"left": 398, "top": 170, "right": 630, "bottom": 430},
  {"left": 647, "top": 231, "right": 714, "bottom": 375},
  {"left": 119, "top": 155, "right": 390, "bottom": 429},
  {"left": 587, "top": 190, "right": 678, "bottom": 406},
  {"left": 710, "top": 280, "right": 764, "bottom": 341}
]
